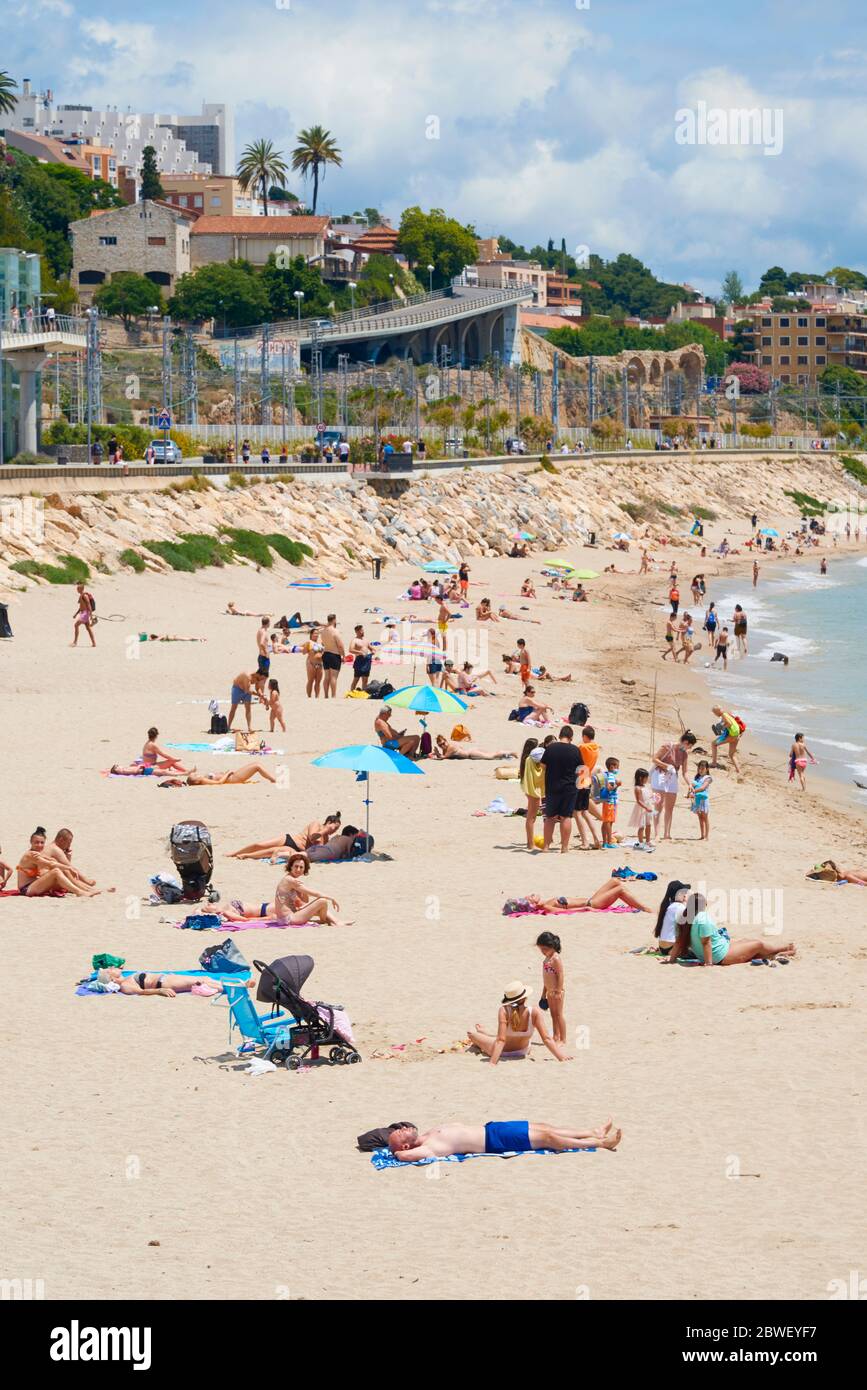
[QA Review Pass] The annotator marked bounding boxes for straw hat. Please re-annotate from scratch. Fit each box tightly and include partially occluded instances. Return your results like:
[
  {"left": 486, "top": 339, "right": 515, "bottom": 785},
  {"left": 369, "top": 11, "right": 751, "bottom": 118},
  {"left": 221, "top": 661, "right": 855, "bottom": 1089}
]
[{"left": 501, "top": 980, "right": 527, "bottom": 1005}]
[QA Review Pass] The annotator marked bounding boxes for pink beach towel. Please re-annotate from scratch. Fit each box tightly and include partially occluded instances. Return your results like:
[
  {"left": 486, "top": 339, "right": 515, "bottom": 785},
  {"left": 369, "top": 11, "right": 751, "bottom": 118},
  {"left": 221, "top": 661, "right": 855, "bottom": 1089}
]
[{"left": 506, "top": 903, "right": 639, "bottom": 917}]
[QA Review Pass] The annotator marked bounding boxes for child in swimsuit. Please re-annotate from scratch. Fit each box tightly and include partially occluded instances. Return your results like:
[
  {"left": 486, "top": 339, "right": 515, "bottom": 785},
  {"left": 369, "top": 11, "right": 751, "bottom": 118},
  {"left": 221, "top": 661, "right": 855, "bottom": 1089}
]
[
  {"left": 536, "top": 931, "right": 565, "bottom": 1044},
  {"left": 688, "top": 761, "right": 712, "bottom": 840},
  {"left": 268, "top": 679, "right": 285, "bottom": 733}
]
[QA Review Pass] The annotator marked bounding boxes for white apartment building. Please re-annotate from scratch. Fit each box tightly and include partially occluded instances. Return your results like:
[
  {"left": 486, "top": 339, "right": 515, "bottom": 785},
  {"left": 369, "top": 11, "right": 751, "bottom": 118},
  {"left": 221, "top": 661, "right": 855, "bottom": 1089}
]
[{"left": 6, "top": 79, "right": 233, "bottom": 179}]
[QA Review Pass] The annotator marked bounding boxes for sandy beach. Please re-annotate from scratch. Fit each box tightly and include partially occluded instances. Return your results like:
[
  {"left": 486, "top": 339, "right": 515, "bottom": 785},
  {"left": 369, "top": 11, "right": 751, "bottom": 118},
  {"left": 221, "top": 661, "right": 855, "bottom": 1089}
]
[{"left": 2, "top": 515, "right": 866, "bottom": 1302}]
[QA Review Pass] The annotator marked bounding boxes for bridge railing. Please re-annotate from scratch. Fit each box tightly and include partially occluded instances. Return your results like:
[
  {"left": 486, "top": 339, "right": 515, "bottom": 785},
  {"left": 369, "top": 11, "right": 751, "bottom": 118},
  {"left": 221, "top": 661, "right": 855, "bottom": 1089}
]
[
  {"left": 233, "top": 286, "right": 533, "bottom": 344},
  {"left": 0, "top": 313, "right": 87, "bottom": 343}
]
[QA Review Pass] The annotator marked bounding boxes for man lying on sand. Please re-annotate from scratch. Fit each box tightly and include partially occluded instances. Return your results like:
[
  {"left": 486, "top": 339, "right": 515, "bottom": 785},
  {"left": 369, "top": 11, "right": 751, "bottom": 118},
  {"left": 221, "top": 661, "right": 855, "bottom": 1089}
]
[
  {"left": 387, "top": 1117, "right": 621, "bottom": 1160},
  {"left": 223, "top": 851, "right": 353, "bottom": 926}
]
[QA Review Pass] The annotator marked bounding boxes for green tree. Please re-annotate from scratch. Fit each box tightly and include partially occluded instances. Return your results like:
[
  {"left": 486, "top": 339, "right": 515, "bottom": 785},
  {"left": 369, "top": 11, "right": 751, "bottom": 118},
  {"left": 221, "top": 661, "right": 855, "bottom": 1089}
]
[
  {"left": 290, "top": 126, "right": 342, "bottom": 215},
  {"left": 94, "top": 272, "right": 161, "bottom": 324},
  {"left": 169, "top": 261, "right": 268, "bottom": 329},
  {"left": 139, "top": 146, "right": 164, "bottom": 201},
  {"left": 237, "top": 139, "right": 289, "bottom": 217},
  {"left": 396, "top": 206, "right": 478, "bottom": 286},
  {"left": 720, "top": 270, "right": 744, "bottom": 304},
  {"left": 827, "top": 265, "right": 867, "bottom": 290},
  {"left": 260, "top": 252, "right": 332, "bottom": 318},
  {"left": 0, "top": 70, "right": 18, "bottom": 115},
  {"left": 365, "top": 207, "right": 382, "bottom": 227}
]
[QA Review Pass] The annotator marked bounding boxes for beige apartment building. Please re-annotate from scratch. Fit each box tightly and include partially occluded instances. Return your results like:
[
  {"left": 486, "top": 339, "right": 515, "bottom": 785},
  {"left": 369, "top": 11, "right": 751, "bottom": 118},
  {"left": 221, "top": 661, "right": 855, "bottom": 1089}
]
[
  {"left": 189, "top": 215, "right": 329, "bottom": 269},
  {"left": 473, "top": 258, "right": 548, "bottom": 305},
  {"left": 741, "top": 307, "right": 867, "bottom": 383},
  {"left": 70, "top": 199, "right": 193, "bottom": 303},
  {"left": 159, "top": 173, "right": 264, "bottom": 219}
]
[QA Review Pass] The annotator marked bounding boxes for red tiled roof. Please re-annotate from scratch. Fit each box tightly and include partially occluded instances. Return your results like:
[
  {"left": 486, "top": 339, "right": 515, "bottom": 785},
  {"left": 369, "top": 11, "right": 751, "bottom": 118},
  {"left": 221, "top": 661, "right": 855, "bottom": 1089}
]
[
  {"left": 352, "top": 227, "right": 399, "bottom": 253},
  {"left": 190, "top": 216, "right": 329, "bottom": 235}
]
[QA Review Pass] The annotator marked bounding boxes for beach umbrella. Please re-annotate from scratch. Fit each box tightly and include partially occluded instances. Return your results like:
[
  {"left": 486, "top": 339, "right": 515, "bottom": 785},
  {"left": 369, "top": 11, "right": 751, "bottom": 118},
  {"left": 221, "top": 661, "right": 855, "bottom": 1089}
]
[
  {"left": 512, "top": 531, "right": 536, "bottom": 541},
  {"left": 422, "top": 561, "right": 458, "bottom": 574},
  {"left": 312, "top": 743, "right": 423, "bottom": 841},
  {"left": 759, "top": 527, "right": 779, "bottom": 537},
  {"left": 388, "top": 684, "right": 468, "bottom": 714},
  {"left": 611, "top": 531, "right": 633, "bottom": 541},
  {"left": 288, "top": 577, "right": 333, "bottom": 620},
  {"left": 377, "top": 635, "right": 440, "bottom": 682},
  {"left": 570, "top": 569, "right": 599, "bottom": 580},
  {"left": 544, "top": 560, "right": 576, "bottom": 571}
]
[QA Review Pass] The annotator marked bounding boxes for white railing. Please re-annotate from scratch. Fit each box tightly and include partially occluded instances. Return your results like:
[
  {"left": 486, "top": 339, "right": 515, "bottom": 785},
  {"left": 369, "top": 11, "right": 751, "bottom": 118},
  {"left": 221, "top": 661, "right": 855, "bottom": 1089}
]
[{"left": 0, "top": 313, "right": 87, "bottom": 342}]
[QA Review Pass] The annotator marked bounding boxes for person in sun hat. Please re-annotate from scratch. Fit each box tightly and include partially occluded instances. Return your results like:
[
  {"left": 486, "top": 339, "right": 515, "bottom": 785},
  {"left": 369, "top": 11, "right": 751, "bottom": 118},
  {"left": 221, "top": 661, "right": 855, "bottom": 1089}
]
[{"left": 465, "top": 981, "right": 573, "bottom": 1065}]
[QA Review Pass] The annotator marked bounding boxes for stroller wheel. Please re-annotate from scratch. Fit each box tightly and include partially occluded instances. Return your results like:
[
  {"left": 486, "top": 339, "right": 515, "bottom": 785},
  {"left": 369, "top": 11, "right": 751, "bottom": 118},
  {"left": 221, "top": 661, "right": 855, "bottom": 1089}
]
[
  {"left": 286, "top": 1055, "right": 301, "bottom": 1071},
  {"left": 346, "top": 1052, "right": 361, "bottom": 1064},
  {"left": 328, "top": 1046, "right": 346, "bottom": 1064}
]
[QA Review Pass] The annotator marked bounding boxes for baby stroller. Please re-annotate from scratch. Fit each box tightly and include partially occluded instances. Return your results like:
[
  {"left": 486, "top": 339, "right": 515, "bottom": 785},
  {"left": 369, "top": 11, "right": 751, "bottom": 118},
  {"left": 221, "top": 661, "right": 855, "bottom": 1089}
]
[
  {"left": 170, "top": 820, "right": 220, "bottom": 903},
  {"left": 254, "top": 955, "right": 361, "bottom": 1069}
]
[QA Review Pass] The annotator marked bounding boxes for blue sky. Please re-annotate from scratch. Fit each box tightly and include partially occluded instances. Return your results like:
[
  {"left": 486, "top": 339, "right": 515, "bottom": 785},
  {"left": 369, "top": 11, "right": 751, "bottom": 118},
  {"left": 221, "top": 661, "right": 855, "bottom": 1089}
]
[{"left": 6, "top": 0, "right": 867, "bottom": 296}]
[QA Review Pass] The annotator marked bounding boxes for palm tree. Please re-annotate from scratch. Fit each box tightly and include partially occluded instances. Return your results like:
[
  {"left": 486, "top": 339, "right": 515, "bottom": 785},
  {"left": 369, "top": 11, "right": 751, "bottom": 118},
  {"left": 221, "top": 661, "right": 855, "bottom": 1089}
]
[
  {"left": 236, "top": 139, "right": 289, "bottom": 218},
  {"left": 0, "top": 71, "right": 18, "bottom": 117},
  {"left": 291, "top": 126, "right": 342, "bottom": 215}
]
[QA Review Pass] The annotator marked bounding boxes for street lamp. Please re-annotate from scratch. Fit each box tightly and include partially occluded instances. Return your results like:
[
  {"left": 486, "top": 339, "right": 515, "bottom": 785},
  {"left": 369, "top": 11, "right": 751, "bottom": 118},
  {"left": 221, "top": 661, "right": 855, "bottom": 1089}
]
[
  {"left": 388, "top": 273, "right": 395, "bottom": 299},
  {"left": 427, "top": 264, "right": 435, "bottom": 293},
  {"left": 348, "top": 280, "right": 357, "bottom": 314},
  {"left": 293, "top": 290, "right": 304, "bottom": 324}
]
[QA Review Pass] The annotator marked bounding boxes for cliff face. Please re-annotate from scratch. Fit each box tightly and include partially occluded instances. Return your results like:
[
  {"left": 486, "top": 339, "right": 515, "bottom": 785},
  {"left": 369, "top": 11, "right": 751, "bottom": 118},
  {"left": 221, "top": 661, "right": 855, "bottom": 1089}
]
[{"left": 0, "top": 453, "right": 862, "bottom": 590}]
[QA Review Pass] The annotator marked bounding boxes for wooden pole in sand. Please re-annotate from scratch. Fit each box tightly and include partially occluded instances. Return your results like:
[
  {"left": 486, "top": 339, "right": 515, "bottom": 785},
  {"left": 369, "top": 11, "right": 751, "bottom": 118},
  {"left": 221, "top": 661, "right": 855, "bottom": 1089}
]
[{"left": 649, "top": 671, "right": 658, "bottom": 758}]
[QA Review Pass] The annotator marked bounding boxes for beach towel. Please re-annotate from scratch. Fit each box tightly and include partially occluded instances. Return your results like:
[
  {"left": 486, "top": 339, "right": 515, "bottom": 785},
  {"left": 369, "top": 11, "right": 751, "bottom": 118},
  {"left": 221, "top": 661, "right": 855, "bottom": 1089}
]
[
  {"left": 174, "top": 917, "right": 343, "bottom": 931},
  {"left": 371, "top": 1146, "right": 595, "bottom": 1169},
  {"left": 504, "top": 903, "right": 639, "bottom": 917}
]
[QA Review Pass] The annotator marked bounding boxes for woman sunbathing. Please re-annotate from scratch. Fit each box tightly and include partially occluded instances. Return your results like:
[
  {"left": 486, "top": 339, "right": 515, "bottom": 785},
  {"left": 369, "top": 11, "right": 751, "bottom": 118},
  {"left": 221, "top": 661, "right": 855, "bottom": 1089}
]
[
  {"left": 229, "top": 814, "right": 341, "bottom": 860},
  {"left": 467, "top": 981, "right": 572, "bottom": 1065},
  {"left": 96, "top": 967, "right": 252, "bottom": 998},
  {"left": 806, "top": 860, "right": 867, "bottom": 885},
  {"left": 516, "top": 878, "right": 652, "bottom": 913},
  {"left": 222, "top": 852, "right": 353, "bottom": 926},
  {"left": 433, "top": 735, "right": 517, "bottom": 760},
  {"left": 157, "top": 763, "right": 277, "bottom": 787},
  {"left": 499, "top": 605, "right": 542, "bottom": 624}
]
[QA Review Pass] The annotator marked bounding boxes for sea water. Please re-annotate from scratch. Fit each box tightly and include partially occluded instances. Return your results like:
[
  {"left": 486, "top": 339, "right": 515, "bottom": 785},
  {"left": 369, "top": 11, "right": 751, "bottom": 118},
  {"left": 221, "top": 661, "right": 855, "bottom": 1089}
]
[{"left": 705, "top": 556, "right": 867, "bottom": 806}]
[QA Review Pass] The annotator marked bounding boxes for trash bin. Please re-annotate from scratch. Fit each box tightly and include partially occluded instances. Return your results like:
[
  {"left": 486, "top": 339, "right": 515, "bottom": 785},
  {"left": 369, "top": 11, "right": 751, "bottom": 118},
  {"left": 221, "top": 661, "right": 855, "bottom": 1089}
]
[
  {"left": 56, "top": 452, "right": 68, "bottom": 466},
  {"left": 0, "top": 602, "right": 12, "bottom": 639},
  {"left": 372, "top": 557, "right": 383, "bottom": 580},
  {"left": 462, "top": 448, "right": 469, "bottom": 459},
  {"left": 588, "top": 531, "right": 597, "bottom": 546}
]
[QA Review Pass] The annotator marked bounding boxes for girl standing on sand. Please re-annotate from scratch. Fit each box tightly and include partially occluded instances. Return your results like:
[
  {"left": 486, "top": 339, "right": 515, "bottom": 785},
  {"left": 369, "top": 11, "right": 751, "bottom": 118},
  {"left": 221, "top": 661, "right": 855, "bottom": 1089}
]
[
  {"left": 536, "top": 931, "right": 566, "bottom": 1043},
  {"left": 268, "top": 680, "right": 286, "bottom": 733},
  {"left": 789, "top": 733, "right": 817, "bottom": 790},
  {"left": 688, "top": 760, "right": 712, "bottom": 839},
  {"left": 628, "top": 768, "right": 657, "bottom": 849}
]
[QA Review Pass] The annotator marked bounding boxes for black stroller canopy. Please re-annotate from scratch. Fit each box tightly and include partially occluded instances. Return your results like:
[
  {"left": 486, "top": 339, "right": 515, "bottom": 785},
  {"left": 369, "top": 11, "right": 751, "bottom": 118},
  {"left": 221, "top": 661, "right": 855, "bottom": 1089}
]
[{"left": 256, "top": 955, "right": 314, "bottom": 1004}]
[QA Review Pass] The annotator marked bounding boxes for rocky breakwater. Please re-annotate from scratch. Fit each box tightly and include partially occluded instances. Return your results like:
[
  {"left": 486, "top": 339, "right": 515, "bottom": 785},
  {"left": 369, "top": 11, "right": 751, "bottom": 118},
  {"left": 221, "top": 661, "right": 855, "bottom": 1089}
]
[{"left": 1, "top": 452, "right": 862, "bottom": 591}]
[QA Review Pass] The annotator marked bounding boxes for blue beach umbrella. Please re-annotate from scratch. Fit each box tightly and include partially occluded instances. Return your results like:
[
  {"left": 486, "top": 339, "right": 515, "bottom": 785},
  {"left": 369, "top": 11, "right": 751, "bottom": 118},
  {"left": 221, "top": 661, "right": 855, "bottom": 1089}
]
[
  {"left": 759, "top": 527, "right": 779, "bottom": 537},
  {"left": 421, "top": 561, "right": 458, "bottom": 574},
  {"left": 312, "top": 743, "right": 424, "bottom": 840}
]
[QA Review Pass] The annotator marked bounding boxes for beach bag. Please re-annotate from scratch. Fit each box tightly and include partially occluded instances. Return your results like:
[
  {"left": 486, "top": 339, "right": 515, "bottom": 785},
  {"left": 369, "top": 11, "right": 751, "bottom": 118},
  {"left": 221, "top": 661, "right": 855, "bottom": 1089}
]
[
  {"left": 568, "top": 701, "right": 590, "bottom": 727},
  {"left": 712, "top": 720, "right": 727, "bottom": 737},
  {"left": 182, "top": 913, "right": 222, "bottom": 931},
  {"left": 210, "top": 713, "right": 229, "bottom": 734},
  {"left": 199, "top": 939, "right": 249, "bottom": 974},
  {"left": 418, "top": 731, "right": 433, "bottom": 757},
  {"left": 502, "top": 897, "right": 535, "bottom": 915},
  {"left": 149, "top": 872, "right": 183, "bottom": 904},
  {"left": 590, "top": 771, "right": 604, "bottom": 803},
  {"left": 234, "top": 730, "right": 258, "bottom": 752},
  {"left": 366, "top": 679, "right": 394, "bottom": 700},
  {"left": 450, "top": 724, "right": 471, "bottom": 741},
  {"left": 349, "top": 832, "right": 375, "bottom": 858}
]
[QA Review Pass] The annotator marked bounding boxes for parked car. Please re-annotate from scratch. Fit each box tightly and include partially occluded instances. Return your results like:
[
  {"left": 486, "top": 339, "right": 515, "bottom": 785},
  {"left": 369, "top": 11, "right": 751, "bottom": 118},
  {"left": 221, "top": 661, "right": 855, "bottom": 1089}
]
[{"left": 149, "top": 438, "right": 183, "bottom": 463}]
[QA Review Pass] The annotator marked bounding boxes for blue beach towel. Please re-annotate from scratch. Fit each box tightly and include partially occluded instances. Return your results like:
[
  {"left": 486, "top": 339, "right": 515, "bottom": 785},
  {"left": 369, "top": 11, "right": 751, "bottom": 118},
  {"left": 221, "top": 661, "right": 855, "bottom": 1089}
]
[
  {"left": 370, "top": 1145, "right": 595, "bottom": 1169},
  {"left": 76, "top": 965, "right": 251, "bottom": 996}
]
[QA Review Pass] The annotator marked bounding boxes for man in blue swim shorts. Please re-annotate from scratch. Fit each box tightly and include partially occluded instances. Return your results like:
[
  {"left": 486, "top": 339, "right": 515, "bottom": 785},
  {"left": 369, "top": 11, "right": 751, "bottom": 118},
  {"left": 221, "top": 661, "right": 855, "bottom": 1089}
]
[
  {"left": 386, "top": 1118, "right": 621, "bottom": 1161},
  {"left": 228, "top": 671, "right": 256, "bottom": 732}
]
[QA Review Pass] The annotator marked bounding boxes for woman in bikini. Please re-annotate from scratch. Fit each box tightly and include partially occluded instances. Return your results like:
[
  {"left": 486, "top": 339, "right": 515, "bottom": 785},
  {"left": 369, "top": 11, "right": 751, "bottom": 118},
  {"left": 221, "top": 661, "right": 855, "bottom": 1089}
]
[
  {"left": 521, "top": 876, "right": 652, "bottom": 913},
  {"left": 432, "top": 735, "right": 516, "bottom": 760},
  {"left": 16, "top": 828, "right": 103, "bottom": 897},
  {"left": 157, "top": 763, "right": 276, "bottom": 787},
  {"left": 96, "top": 967, "right": 253, "bottom": 998},
  {"left": 223, "top": 852, "right": 353, "bottom": 927},
  {"left": 228, "top": 814, "right": 342, "bottom": 860},
  {"left": 789, "top": 732, "right": 817, "bottom": 791},
  {"left": 467, "top": 981, "right": 572, "bottom": 1065},
  {"left": 305, "top": 627, "right": 324, "bottom": 698}
]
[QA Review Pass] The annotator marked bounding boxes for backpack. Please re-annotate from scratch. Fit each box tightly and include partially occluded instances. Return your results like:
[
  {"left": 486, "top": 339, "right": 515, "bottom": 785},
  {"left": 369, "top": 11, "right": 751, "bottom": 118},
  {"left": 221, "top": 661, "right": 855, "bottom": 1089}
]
[
  {"left": 734, "top": 715, "right": 746, "bottom": 734},
  {"left": 366, "top": 679, "right": 394, "bottom": 700},
  {"left": 149, "top": 872, "right": 183, "bottom": 904},
  {"left": 199, "top": 939, "right": 249, "bottom": 974},
  {"left": 210, "top": 714, "right": 229, "bottom": 734},
  {"left": 568, "top": 701, "right": 590, "bottom": 726}
]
